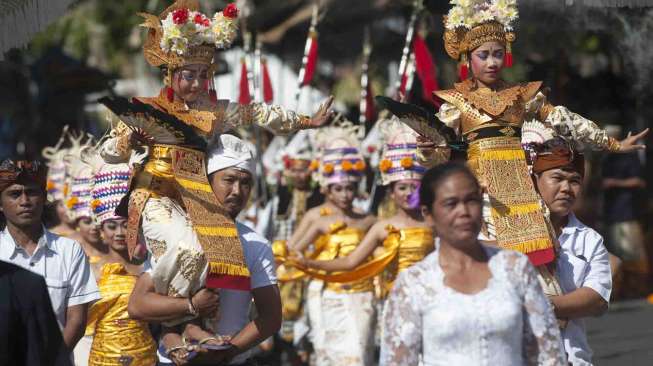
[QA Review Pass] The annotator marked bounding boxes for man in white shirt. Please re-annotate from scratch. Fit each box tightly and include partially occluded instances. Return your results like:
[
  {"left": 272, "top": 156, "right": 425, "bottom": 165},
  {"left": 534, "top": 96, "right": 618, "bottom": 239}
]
[
  {"left": 532, "top": 144, "right": 612, "bottom": 366},
  {"left": 0, "top": 159, "right": 100, "bottom": 351},
  {"left": 129, "top": 134, "right": 281, "bottom": 365}
]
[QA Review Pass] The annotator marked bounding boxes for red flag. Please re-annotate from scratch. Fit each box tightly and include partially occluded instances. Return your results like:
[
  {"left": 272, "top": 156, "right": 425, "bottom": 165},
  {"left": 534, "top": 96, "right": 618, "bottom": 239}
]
[
  {"left": 261, "top": 58, "right": 274, "bottom": 103},
  {"left": 238, "top": 58, "right": 251, "bottom": 105},
  {"left": 365, "top": 83, "right": 376, "bottom": 122},
  {"left": 412, "top": 34, "right": 439, "bottom": 105},
  {"left": 302, "top": 31, "right": 318, "bottom": 86}
]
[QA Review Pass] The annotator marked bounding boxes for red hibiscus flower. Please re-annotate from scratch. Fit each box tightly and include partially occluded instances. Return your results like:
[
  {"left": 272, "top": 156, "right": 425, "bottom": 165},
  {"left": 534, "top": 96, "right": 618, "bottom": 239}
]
[
  {"left": 223, "top": 3, "right": 239, "bottom": 18},
  {"left": 194, "top": 13, "right": 210, "bottom": 26},
  {"left": 172, "top": 8, "right": 189, "bottom": 25}
]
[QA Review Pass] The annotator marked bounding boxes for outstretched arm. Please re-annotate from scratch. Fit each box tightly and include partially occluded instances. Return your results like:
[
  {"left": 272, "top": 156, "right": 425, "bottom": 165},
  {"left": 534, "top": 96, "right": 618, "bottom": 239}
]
[
  {"left": 304, "top": 221, "right": 385, "bottom": 272},
  {"left": 223, "top": 96, "right": 336, "bottom": 135}
]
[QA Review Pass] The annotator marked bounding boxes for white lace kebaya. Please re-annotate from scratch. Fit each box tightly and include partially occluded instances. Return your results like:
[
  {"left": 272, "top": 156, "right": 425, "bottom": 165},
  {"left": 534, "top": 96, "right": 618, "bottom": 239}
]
[{"left": 380, "top": 244, "right": 566, "bottom": 366}]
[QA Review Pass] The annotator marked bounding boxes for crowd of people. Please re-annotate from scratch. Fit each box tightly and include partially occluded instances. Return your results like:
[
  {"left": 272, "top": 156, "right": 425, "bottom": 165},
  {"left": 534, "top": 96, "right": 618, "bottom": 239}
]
[{"left": 0, "top": 0, "right": 650, "bottom": 365}]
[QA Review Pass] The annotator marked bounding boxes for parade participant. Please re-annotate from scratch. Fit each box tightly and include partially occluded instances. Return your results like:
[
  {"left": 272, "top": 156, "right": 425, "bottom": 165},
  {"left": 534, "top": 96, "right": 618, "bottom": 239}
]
[
  {"left": 294, "top": 119, "right": 439, "bottom": 299},
  {"left": 42, "top": 129, "right": 76, "bottom": 238},
  {"left": 66, "top": 152, "right": 106, "bottom": 366},
  {"left": 256, "top": 130, "right": 323, "bottom": 363},
  {"left": 383, "top": 0, "right": 647, "bottom": 295},
  {"left": 130, "top": 134, "right": 281, "bottom": 365},
  {"left": 65, "top": 154, "right": 106, "bottom": 271},
  {"left": 86, "top": 159, "right": 156, "bottom": 366},
  {"left": 287, "top": 122, "right": 376, "bottom": 366},
  {"left": 529, "top": 137, "right": 612, "bottom": 365},
  {"left": 99, "top": 0, "right": 334, "bottom": 361},
  {"left": 380, "top": 162, "right": 566, "bottom": 365},
  {"left": 0, "top": 159, "right": 100, "bottom": 352}
]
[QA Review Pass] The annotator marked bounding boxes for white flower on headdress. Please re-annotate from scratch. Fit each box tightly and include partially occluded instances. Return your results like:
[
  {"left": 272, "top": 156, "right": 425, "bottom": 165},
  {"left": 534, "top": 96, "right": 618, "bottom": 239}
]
[
  {"left": 211, "top": 13, "right": 238, "bottom": 49},
  {"left": 446, "top": 0, "right": 518, "bottom": 31}
]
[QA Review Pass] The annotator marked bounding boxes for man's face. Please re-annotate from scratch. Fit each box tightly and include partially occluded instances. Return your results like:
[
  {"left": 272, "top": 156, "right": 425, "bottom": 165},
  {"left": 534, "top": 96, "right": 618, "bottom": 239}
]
[
  {"left": 0, "top": 183, "right": 45, "bottom": 227},
  {"left": 286, "top": 160, "right": 312, "bottom": 190},
  {"left": 209, "top": 167, "right": 253, "bottom": 219},
  {"left": 535, "top": 168, "right": 583, "bottom": 218}
]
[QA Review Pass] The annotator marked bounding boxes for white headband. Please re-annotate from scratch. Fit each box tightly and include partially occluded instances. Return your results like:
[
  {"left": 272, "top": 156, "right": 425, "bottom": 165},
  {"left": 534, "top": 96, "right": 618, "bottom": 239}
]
[{"left": 207, "top": 134, "right": 256, "bottom": 175}]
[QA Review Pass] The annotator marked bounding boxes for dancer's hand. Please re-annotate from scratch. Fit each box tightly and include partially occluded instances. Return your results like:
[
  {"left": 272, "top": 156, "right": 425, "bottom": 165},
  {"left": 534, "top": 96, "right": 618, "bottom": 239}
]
[
  {"left": 191, "top": 288, "right": 219, "bottom": 318},
  {"left": 618, "top": 128, "right": 648, "bottom": 153},
  {"left": 309, "top": 96, "right": 336, "bottom": 128}
]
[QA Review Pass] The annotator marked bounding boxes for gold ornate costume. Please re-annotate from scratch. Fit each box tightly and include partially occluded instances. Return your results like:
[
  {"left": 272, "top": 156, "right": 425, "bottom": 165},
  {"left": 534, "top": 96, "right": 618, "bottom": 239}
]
[
  {"left": 100, "top": 0, "right": 315, "bottom": 306},
  {"left": 380, "top": 226, "right": 434, "bottom": 296},
  {"left": 88, "top": 263, "right": 156, "bottom": 366}
]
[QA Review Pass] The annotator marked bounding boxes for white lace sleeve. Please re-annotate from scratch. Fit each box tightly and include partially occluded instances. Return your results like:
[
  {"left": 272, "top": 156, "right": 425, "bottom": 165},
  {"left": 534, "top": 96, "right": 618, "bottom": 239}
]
[
  {"left": 512, "top": 254, "right": 566, "bottom": 366},
  {"left": 380, "top": 269, "right": 422, "bottom": 366}
]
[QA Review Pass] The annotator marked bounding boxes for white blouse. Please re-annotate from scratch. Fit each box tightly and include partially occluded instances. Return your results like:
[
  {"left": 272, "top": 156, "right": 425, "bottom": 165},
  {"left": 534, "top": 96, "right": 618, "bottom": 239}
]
[{"left": 380, "top": 245, "right": 566, "bottom": 366}]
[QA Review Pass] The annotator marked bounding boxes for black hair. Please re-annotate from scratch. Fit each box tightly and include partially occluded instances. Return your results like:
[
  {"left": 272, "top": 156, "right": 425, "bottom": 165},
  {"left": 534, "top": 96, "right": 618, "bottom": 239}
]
[{"left": 419, "top": 162, "right": 479, "bottom": 207}]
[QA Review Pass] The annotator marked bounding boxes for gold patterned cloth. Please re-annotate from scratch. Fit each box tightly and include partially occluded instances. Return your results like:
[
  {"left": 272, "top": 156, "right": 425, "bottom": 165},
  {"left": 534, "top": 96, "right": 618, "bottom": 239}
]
[
  {"left": 88, "top": 263, "right": 156, "bottom": 366},
  {"left": 430, "top": 79, "right": 618, "bottom": 265}
]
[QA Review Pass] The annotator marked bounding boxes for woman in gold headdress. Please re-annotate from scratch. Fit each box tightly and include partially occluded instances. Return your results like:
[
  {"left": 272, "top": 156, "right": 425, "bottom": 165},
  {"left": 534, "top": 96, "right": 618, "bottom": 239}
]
[
  {"left": 284, "top": 122, "right": 376, "bottom": 366},
  {"left": 98, "top": 0, "right": 334, "bottom": 362},
  {"left": 390, "top": 0, "right": 647, "bottom": 278}
]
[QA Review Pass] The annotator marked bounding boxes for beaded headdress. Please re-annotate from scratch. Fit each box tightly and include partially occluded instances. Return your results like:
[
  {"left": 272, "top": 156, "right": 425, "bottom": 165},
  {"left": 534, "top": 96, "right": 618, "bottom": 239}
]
[
  {"left": 312, "top": 121, "right": 366, "bottom": 188},
  {"left": 378, "top": 119, "right": 426, "bottom": 186}
]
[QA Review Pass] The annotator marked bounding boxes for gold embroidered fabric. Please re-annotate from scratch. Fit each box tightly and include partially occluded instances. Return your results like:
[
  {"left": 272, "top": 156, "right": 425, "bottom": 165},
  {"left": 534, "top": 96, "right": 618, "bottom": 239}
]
[
  {"left": 468, "top": 137, "right": 554, "bottom": 256},
  {"left": 88, "top": 263, "right": 156, "bottom": 366},
  {"left": 433, "top": 80, "right": 543, "bottom": 134}
]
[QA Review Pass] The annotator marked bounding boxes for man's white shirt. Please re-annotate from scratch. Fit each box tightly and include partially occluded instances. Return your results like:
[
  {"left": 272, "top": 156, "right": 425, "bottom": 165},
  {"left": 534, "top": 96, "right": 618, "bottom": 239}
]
[
  {"left": 0, "top": 227, "right": 100, "bottom": 328},
  {"left": 556, "top": 213, "right": 612, "bottom": 366}
]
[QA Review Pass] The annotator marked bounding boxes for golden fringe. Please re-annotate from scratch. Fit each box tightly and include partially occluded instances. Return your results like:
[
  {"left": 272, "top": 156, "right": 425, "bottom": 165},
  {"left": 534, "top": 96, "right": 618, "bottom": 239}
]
[
  {"left": 491, "top": 203, "right": 541, "bottom": 217},
  {"left": 176, "top": 177, "right": 213, "bottom": 193},
  {"left": 508, "top": 238, "right": 553, "bottom": 254},
  {"left": 195, "top": 226, "right": 239, "bottom": 237},
  {"left": 479, "top": 149, "right": 525, "bottom": 161},
  {"left": 208, "top": 261, "right": 251, "bottom": 277}
]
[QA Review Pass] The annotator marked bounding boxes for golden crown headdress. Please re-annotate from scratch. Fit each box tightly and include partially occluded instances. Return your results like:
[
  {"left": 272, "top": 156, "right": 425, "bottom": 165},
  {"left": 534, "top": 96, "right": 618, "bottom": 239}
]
[
  {"left": 443, "top": 0, "right": 518, "bottom": 79},
  {"left": 139, "top": 0, "right": 239, "bottom": 71}
]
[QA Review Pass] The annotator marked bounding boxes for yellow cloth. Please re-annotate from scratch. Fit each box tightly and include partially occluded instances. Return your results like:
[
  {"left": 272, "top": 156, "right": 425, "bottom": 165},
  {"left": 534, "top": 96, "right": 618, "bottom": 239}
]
[
  {"left": 88, "top": 263, "right": 157, "bottom": 366},
  {"left": 381, "top": 226, "right": 434, "bottom": 296},
  {"left": 318, "top": 223, "right": 374, "bottom": 293}
]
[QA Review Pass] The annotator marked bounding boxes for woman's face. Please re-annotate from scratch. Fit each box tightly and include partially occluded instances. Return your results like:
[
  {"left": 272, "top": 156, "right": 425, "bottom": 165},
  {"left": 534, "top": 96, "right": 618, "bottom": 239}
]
[
  {"left": 56, "top": 200, "right": 73, "bottom": 225},
  {"left": 101, "top": 218, "right": 128, "bottom": 252},
  {"left": 77, "top": 217, "right": 101, "bottom": 244},
  {"left": 390, "top": 180, "right": 420, "bottom": 211},
  {"left": 423, "top": 172, "right": 482, "bottom": 245},
  {"left": 326, "top": 182, "right": 356, "bottom": 211},
  {"left": 172, "top": 64, "right": 210, "bottom": 103},
  {"left": 470, "top": 41, "right": 505, "bottom": 85}
]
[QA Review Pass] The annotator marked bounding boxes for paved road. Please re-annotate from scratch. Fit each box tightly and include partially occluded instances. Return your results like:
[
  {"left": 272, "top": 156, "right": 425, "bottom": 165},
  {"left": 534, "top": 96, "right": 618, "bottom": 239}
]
[{"left": 587, "top": 299, "right": 653, "bottom": 365}]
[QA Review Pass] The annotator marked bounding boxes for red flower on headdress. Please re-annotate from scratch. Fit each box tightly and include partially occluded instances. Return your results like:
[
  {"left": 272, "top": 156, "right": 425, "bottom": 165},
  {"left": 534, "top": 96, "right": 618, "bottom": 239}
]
[
  {"left": 283, "top": 155, "right": 292, "bottom": 169},
  {"left": 194, "top": 13, "right": 210, "bottom": 27},
  {"left": 172, "top": 8, "right": 190, "bottom": 24},
  {"left": 223, "top": 3, "right": 239, "bottom": 18}
]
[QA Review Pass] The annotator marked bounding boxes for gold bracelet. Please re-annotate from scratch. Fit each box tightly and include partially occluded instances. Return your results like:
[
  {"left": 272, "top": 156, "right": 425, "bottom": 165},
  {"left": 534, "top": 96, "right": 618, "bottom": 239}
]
[{"left": 607, "top": 136, "right": 621, "bottom": 152}]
